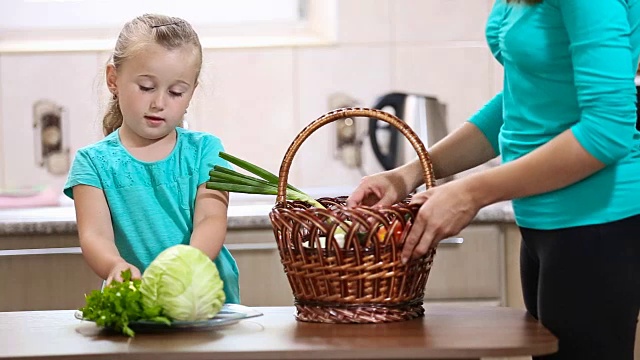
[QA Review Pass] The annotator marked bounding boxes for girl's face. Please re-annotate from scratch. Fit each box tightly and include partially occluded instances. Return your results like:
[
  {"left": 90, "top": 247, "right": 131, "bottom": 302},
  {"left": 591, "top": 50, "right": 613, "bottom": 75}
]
[{"left": 107, "top": 43, "right": 199, "bottom": 143}]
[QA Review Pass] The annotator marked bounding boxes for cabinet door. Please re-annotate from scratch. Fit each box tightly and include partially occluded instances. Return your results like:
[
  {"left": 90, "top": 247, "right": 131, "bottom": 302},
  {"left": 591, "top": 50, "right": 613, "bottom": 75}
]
[
  {"left": 225, "top": 229, "right": 294, "bottom": 306},
  {"left": 424, "top": 225, "right": 503, "bottom": 301},
  {"left": 227, "top": 243, "right": 294, "bottom": 307},
  {"left": 0, "top": 247, "right": 102, "bottom": 311},
  {"left": 226, "top": 226, "right": 504, "bottom": 306}
]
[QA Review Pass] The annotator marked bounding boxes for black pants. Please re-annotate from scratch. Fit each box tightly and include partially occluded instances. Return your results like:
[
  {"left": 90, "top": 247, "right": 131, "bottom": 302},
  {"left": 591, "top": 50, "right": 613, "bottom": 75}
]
[{"left": 520, "top": 214, "right": 640, "bottom": 360}]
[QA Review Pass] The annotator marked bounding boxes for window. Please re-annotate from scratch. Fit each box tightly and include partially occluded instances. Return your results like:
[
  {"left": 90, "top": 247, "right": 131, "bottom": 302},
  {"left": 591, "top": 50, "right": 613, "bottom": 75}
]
[{"left": 0, "top": 0, "right": 336, "bottom": 52}]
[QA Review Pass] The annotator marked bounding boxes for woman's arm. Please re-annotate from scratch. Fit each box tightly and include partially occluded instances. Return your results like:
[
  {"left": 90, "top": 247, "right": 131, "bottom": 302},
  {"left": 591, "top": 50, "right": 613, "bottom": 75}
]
[
  {"left": 467, "top": 129, "right": 604, "bottom": 207},
  {"left": 401, "top": 92, "right": 503, "bottom": 190},
  {"left": 73, "top": 185, "right": 136, "bottom": 282},
  {"left": 402, "top": 131, "right": 609, "bottom": 262},
  {"left": 347, "top": 94, "right": 502, "bottom": 208},
  {"left": 429, "top": 122, "right": 497, "bottom": 179},
  {"left": 189, "top": 185, "right": 229, "bottom": 259}
]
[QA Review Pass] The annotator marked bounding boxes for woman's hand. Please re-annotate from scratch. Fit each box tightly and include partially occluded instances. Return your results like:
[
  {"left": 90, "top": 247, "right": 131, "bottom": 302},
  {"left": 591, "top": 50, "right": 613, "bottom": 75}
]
[
  {"left": 401, "top": 179, "right": 481, "bottom": 263},
  {"left": 106, "top": 261, "right": 141, "bottom": 285},
  {"left": 347, "top": 169, "right": 413, "bottom": 207}
]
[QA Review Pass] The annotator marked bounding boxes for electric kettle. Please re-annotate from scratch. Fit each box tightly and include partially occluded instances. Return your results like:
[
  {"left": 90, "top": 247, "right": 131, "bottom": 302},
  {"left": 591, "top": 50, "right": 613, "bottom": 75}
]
[{"left": 369, "top": 92, "right": 448, "bottom": 170}]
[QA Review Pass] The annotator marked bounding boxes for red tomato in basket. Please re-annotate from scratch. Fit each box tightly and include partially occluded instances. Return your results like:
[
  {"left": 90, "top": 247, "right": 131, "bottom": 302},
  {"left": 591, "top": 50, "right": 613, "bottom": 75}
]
[{"left": 376, "top": 221, "right": 403, "bottom": 243}]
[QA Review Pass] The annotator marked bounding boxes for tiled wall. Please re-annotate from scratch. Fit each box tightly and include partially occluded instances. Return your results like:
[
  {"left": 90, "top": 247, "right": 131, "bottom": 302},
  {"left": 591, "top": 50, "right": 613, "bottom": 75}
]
[{"left": 0, "top": 0, "right": 500, "bottom": 198}]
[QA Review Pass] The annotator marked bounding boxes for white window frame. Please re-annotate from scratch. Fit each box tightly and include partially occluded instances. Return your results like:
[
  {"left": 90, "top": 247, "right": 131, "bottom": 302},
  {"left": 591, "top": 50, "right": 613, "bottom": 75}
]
[{"left": 0, "top": 0, "right": 337, "bottom": 53}]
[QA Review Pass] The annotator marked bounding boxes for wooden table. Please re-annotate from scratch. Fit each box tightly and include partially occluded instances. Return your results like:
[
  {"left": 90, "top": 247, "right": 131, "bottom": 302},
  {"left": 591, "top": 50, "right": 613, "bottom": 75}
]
[{"left": 0, "top": 305, "right": 557, "bottom": 360}]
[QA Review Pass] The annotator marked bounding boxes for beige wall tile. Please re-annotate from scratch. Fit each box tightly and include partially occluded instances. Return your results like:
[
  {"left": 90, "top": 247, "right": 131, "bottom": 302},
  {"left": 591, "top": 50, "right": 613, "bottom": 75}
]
[
  {"left": 0, "top": 53, "right": 102, "bottom": 194},
  {"left": 336, "top": 0, "right": 392, "bottom": 44},
  {"left": 93, "top": 52, "right": 113, "bottom": 136},
  {"left": 391, "top": 0, "right": 491, "bottom": 43},
  {"left": 0, "top": 2, "right": 501, "bottom": 196},
  {"left": 0, "top": 58, "right": 4, "bottom": 188},
  {"left": 393, "top": 45, "right": 495, "bottom": 131},
  {"left": 190, "top": 48, "right": 297, "bottom": 183},
  {"left": 392, "top": 44, "right": 499, "bottom": 178},
  {"left": 294, "top": 45, "right": 391, "bottom": 189}
]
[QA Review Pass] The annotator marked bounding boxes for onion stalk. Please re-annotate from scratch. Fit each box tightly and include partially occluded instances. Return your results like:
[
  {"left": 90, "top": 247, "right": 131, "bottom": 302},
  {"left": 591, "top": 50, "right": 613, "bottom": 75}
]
[
  {"left": 206, "top": 152, "right": 325, "bottom": 209},
  {"left": 207, "top": 152, "right": 348, "bottom": 238}
]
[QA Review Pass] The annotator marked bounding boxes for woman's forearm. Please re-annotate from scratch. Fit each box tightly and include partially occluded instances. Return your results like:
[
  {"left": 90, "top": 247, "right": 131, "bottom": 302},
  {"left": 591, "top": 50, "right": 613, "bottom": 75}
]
[
  {"left": 400, "top": 122, "right": 498, "bottom": 191},
  {"left": 430, "top": 122, "right": 497, "bottom": 178},
  {"left": 467, "top": 129, "right": 605, "bottom": 207}
]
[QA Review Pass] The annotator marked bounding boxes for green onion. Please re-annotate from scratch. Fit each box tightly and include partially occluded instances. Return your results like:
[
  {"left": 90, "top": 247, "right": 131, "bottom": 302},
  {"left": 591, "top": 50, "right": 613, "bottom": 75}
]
[
  {"left": 206, "top": 152, "right": 324, "bottom": 209},
  {"left": 207, "top": 152, "right": 347, "bottom": 236},
  {"left": 218, "top": 152, "right": 304, "bottom": 194}
]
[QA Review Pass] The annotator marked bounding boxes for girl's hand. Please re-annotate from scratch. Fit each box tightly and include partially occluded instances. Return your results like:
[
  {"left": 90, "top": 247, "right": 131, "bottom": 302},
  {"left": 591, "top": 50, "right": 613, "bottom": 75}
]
[
  {"left": 106, "top": 261, "right": 141, "bottom": 285},
  {"left": 401, "top": 179, "right": 481, "bottom": 263}
]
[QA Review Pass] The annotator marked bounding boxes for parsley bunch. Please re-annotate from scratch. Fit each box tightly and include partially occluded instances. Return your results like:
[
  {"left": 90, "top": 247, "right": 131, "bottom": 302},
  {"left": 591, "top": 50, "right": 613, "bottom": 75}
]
[{"left": 79, "top": 269, "right": 170, "bottom": 337}]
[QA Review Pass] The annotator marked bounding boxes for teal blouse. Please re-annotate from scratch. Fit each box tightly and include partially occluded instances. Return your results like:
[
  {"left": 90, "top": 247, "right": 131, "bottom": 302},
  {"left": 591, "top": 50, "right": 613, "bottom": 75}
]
[
  {"left": 470, "top": 0, "right": 640, "bottom": 229},
  {"left": 64, "top": 127, "right": 241, "bottom": 303}
]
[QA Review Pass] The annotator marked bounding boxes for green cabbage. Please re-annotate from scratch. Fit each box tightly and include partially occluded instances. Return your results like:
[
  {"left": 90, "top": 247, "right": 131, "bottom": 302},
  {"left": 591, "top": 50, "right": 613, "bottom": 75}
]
[{"left": 140, "top": 245, "right": 226, "bottom": 321}]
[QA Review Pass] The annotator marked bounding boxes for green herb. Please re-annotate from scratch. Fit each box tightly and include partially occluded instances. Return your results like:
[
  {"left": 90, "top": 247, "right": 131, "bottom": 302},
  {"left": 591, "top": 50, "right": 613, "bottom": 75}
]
[{"left": 79, "top": 269, "right": 170, "bottom": 337}]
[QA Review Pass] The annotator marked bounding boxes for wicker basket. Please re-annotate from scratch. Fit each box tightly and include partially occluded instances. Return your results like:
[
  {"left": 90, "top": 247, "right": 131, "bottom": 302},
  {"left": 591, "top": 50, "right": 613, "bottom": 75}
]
[{"left": 269, "top": 107, "right": 437, "bottom": 324}]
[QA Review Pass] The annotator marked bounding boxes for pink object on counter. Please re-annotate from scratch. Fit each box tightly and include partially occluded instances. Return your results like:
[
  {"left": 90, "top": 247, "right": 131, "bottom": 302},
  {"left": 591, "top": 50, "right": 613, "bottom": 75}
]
[{"left": 0, "top": 186, "right": 60, "bottom": 209}]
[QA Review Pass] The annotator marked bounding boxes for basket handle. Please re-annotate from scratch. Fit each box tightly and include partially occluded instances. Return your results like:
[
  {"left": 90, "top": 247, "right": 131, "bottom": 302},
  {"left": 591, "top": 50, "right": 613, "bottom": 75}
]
[{"left": 276, "top": 107, "right": 436, "bottom": 204}]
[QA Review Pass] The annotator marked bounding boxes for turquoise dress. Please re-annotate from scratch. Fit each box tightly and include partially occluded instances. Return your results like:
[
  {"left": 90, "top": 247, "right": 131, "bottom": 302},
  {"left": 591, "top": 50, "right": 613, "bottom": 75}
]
[
  {"left": 64, "top": 127, "right": 240, "bottom": 303},
  {"left": 470, "top": 0, "right": 640, "bottom": 229}
]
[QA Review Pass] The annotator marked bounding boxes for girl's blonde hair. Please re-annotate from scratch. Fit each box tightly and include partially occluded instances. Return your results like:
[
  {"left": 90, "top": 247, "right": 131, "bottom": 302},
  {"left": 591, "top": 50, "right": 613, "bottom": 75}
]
[{"left": 103, "top": 14, "right": 202, "bottom": 135}]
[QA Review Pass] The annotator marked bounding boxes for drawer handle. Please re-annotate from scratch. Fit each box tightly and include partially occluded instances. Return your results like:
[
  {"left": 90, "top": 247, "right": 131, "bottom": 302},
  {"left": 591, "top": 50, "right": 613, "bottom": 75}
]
[
  {"left": 0, "top": 247, "right": 82, "bottom": 257},
  {"left": 440, "top": 237, "right": 464, "bottom": 245},
  {"left": 0, "top": 239, "right": 461, "bottom": 257},
  {"left": 0, "top": 243, "right": 279, "bottom": 257},
  {"left": 225, "top": 243, "right": 278, "bottom": 251}
]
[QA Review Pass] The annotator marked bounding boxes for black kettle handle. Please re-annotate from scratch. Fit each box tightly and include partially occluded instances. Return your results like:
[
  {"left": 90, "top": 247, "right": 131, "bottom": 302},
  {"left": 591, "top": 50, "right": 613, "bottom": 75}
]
[{"left": 369, "top": 93, "right": 407, "bottom": 170}]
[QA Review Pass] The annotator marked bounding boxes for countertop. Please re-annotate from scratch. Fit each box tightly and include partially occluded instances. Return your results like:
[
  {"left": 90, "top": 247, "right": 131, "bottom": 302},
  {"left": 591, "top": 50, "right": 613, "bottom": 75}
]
[
  {"left": 0, "top": 305, "right": 557, "bottom": 359},
  {"left": 0, "top": 189, "right": 515, "bottom": 236}
]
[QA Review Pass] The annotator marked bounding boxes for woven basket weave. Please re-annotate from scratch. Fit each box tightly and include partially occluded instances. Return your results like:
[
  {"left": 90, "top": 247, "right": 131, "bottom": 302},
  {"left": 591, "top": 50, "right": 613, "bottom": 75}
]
[{"left": 269, "top": 108, "right": 437, "bottom": 324}]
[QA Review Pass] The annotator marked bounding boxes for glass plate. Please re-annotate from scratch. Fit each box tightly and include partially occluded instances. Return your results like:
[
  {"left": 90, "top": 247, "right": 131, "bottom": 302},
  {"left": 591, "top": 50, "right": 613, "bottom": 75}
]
[{"left": 74, "top": 303, "right": 263, "bottom": 332}]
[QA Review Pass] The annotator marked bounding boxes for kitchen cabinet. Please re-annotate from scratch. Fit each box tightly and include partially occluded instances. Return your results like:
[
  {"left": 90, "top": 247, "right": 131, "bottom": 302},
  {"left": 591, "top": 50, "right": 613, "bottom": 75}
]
[
  {"left": 0, "top": 229, "right": 298, "bottom": 311},
  {"left": 0, "top": 224, "right": 504, "bottom": 311},
  {"left": 425, "top": 224, "right": 503, "bottom": 303},
  {"left": 0, "top": 234, "right": 101, "bottom": 312},
  {"left": 225, "top": 229, "right": 294, "bottom": 307},
  {"left": 226, "top": 225, "right": 504, "bottom": 307}
]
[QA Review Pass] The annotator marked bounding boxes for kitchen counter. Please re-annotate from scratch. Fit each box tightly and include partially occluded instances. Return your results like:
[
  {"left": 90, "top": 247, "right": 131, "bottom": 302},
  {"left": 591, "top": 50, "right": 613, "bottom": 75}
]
[
  {"left": 0, "top": 199, "right": 515, "bottom": 236},
  {"left": 0, "top": 305, "right": 557, "bottom": 360}
]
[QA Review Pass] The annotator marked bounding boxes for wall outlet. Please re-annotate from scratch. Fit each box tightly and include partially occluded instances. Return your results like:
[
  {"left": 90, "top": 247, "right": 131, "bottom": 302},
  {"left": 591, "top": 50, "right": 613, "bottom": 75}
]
[
  {"left": 33, "top": 99, "right": 70, "bottom": 176},
  {"left": 328, "top": 92, "right": 362, "bottom": 168}
]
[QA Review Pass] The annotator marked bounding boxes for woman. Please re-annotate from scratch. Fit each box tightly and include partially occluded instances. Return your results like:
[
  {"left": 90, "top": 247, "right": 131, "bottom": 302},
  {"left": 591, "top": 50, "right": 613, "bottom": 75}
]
[{"left": 348, "top": 0, "right": 640, "bottom": 358}]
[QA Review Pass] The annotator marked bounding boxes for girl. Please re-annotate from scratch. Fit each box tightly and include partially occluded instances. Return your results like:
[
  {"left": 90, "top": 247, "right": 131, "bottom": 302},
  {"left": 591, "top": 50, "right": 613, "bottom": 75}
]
[
  {"left": 64, "top": 14, "right": 240, "bottom": 304},
  {"left": 348, "top": 0, "right": 640, "bottom": 358}
]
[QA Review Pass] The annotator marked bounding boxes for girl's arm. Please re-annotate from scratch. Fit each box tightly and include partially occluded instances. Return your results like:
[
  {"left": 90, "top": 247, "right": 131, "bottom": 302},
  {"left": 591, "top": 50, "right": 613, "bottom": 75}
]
[
  {"left": 73, "top": 185, "right": 138, "bottom": 282},
  {"left": 189, "top": 185, "right": 229, "bottom": 259}
]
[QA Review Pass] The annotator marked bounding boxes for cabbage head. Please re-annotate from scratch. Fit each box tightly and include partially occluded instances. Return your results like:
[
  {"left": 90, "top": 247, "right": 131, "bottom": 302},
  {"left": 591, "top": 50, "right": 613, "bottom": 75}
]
[{"left": 140, "top": 245, "right": 226, "bottom": 321}]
